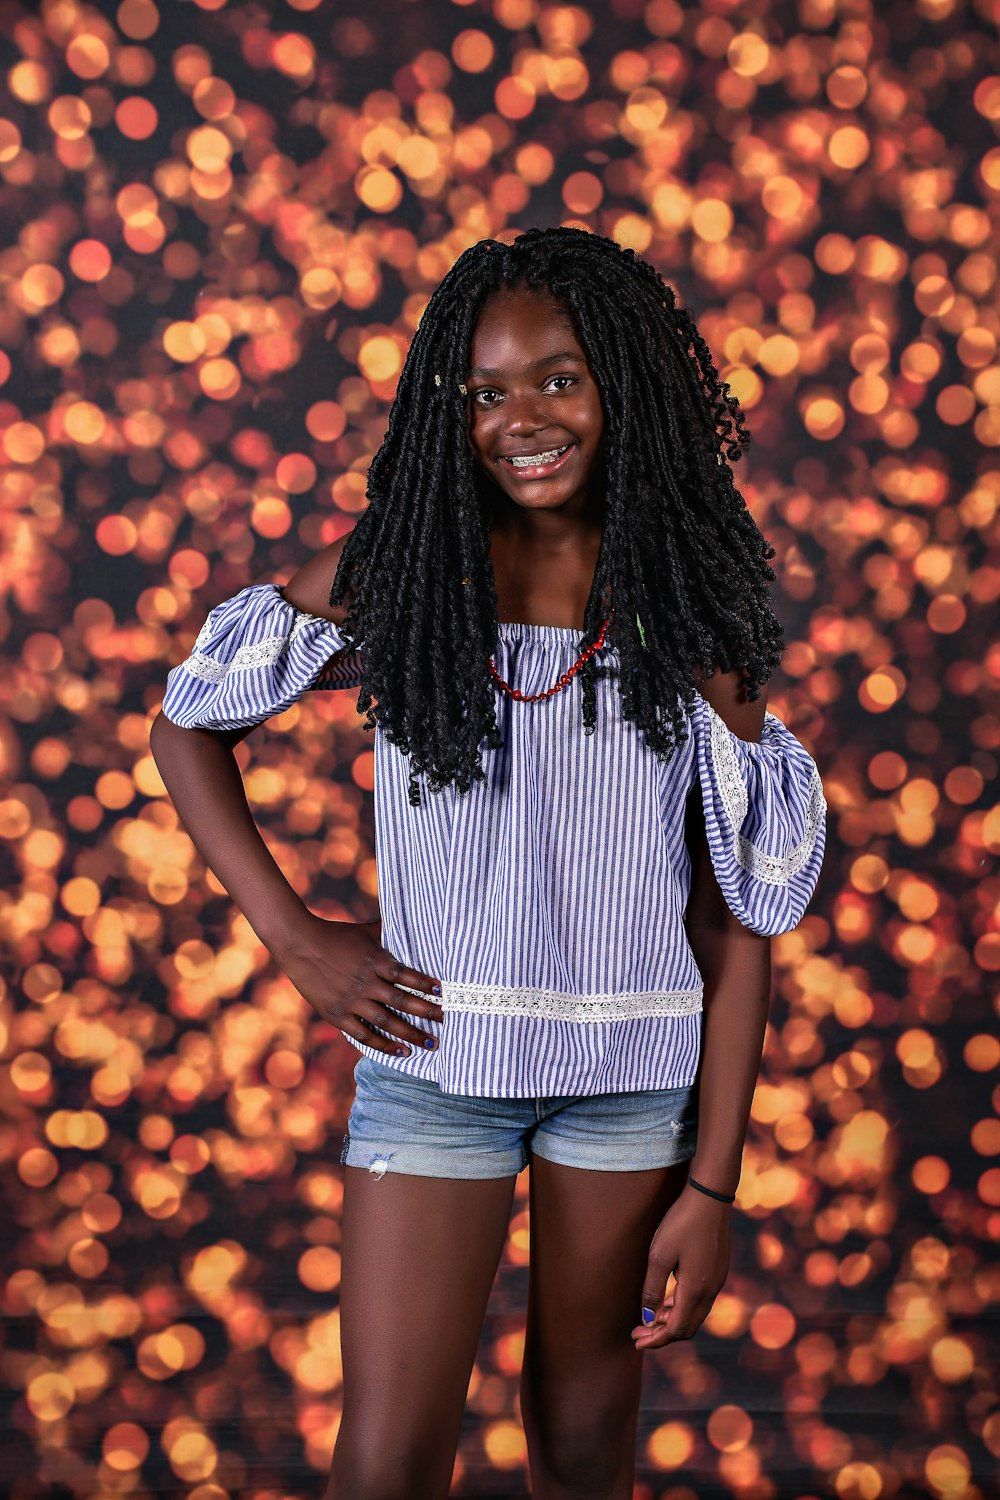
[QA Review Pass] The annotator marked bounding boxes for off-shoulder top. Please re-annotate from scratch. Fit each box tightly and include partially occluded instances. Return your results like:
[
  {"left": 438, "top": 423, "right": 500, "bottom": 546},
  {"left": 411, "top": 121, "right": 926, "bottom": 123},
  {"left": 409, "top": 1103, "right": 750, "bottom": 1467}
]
[{"left": 160, "top": 583, "right": 827, "bottom": 1097}]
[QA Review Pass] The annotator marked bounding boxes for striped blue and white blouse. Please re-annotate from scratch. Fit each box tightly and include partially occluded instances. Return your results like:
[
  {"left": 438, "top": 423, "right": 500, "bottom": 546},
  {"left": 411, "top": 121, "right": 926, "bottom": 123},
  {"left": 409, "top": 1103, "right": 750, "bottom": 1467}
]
[{"left": 161, "top": 582, "right": 827, "bottom": 1098}]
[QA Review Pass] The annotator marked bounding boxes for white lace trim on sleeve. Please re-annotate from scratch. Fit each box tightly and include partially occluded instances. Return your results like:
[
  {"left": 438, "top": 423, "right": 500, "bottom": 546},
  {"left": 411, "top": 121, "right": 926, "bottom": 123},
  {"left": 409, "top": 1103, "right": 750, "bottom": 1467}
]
[
  {"left": 187, "top": 607, "right": 335, "bottom": 683},
  {"left": 702, "top": 695, "right": 827, "bottom": 888}
]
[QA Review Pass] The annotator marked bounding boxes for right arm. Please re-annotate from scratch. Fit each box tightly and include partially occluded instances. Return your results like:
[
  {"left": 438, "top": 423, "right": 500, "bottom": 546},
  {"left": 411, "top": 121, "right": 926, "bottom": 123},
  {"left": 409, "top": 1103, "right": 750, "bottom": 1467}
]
[
  {"left": 150, "top": 537, "right": 445, "bottom": 1057},
  {"left": 148, "top": 714, "right": 310, "bottom": 953}
]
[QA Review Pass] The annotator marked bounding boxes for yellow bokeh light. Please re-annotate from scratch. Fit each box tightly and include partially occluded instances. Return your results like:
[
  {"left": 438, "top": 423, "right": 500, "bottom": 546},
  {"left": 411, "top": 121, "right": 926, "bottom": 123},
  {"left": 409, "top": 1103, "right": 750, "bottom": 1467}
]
[
  {"left": 66, "top": 34, "right": 111, "bottom": 80},
  {"left": 453, "top": 30, "right": 495, "bottom": 72},
  {"left": 646, "top": 1422, "right": 695, "bottom": 1470},
  {"left": 49, "top": 95, "right": 92, "bottom": 139},
  {"left": 728, "top": 32, "right": 770, "bottom": 78},
  {"left": 624, "top": 86, "right": 668, "bottom": 132},
  {"left": 358, "top": 335, "right": 403, "bottom": 383}
]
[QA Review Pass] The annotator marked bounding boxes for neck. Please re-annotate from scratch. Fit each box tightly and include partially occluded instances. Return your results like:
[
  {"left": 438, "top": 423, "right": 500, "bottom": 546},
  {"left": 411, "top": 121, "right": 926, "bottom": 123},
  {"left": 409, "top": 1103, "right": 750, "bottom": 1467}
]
[
  {"left": 488, "top": 503, "right": 608, "bottom": 632},
  {"left": 489, "top": 494, "right": 605, "bottom": 554}
]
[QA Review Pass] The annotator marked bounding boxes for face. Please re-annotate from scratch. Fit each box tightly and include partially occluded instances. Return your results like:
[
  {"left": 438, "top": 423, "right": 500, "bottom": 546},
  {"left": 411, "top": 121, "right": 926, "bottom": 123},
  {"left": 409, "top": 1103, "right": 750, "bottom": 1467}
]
[{"left": 464, "top": 285, "right": 605, "bottom": 526}]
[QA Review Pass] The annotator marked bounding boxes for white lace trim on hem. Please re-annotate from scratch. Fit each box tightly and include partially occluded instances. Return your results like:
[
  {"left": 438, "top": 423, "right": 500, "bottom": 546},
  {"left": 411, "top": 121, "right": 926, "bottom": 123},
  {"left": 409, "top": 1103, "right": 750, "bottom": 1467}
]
[
  {"left": 394, "top": 980, "right": 703, "bottom": 1024},
  {"left": 702, "top": 698, "right": 826, "bottom": 888}
]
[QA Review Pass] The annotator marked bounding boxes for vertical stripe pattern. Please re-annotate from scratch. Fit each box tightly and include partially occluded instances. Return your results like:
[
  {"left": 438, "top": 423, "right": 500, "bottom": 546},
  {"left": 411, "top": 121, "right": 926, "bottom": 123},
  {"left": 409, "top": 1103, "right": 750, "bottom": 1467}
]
[
  {"left": 161, "top": 586, "right": 827, "bottom": 1098},
  {"left": 160, "top": 583, "right": 362, "bottom": 729}
]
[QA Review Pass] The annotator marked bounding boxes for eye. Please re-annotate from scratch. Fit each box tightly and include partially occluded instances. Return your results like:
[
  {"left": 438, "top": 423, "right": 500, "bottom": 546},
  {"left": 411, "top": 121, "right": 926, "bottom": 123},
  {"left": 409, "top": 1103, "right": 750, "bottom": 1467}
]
[{"left": 470, "top": 375, "right": 577, "bottom": 407}]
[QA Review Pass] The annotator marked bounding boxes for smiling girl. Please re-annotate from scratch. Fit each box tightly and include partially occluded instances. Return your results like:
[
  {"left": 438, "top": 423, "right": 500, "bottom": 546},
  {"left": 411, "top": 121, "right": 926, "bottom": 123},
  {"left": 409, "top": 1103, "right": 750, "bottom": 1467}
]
[{"left": 152, "top": 227, "right": 827, "bottom": 1500}]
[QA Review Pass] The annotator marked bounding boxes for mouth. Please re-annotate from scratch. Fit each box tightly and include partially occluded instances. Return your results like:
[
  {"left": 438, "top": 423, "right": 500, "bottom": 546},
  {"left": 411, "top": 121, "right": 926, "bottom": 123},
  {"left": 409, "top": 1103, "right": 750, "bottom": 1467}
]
[{"left": 496, "top": 443, "right": 575, "bottom": 480}]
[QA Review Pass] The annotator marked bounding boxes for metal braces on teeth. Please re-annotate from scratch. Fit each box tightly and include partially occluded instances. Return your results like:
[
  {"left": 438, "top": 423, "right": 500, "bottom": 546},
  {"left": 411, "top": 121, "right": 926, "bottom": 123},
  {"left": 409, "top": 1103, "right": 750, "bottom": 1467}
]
[{"left": 505, "top": 446, "right": 568, "bottom": 465}]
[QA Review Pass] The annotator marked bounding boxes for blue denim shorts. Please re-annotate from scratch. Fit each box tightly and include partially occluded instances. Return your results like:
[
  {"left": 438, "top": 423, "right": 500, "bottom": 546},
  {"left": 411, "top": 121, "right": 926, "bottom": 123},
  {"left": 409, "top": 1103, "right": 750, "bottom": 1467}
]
[{"left": 339, "top": 1054, "right": 699, "bottom": 1179}]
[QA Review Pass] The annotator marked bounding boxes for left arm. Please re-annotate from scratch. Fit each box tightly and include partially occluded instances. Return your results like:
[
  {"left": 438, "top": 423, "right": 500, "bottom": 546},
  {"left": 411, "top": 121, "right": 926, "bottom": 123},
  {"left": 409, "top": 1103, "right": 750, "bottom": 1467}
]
[
  {"left": 682, "top": 781, "right": 772, "bottom": 1199},
  {"left": 633, "top": 666, "right": 771, "bottom": 1349}
]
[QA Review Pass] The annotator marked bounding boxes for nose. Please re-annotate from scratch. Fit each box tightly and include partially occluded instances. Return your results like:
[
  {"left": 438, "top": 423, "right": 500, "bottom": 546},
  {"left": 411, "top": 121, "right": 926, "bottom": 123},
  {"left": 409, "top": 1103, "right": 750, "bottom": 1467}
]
[{"left": 499, "top": 389, "right": 554, "bottom": 436}]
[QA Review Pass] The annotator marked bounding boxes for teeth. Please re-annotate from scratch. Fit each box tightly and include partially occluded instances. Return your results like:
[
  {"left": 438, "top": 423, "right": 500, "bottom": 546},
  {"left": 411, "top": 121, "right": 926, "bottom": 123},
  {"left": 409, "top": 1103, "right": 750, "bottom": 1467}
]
[{"left": 505, "top": 445, "right": 568, "bottom": 467}]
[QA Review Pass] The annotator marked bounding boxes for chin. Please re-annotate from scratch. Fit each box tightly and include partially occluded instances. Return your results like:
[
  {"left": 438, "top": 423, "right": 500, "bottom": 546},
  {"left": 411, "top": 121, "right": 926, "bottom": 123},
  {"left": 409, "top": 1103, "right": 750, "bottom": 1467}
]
[{"left": 512, "top": 501, "right": 575, "bottom": 513}]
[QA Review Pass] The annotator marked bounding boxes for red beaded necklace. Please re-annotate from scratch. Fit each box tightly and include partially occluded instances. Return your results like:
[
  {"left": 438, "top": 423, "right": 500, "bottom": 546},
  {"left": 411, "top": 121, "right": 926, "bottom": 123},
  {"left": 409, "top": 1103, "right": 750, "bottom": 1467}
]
[{"left": 489, "top": 610, "right": 615, "bottom": 703}]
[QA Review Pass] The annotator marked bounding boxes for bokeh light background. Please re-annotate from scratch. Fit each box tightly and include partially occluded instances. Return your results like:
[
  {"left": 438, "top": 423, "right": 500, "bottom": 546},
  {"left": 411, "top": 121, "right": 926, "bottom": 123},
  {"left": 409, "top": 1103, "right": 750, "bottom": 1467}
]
[{"left": 0, "top": 0, "right": 997, "bottom": 1496}]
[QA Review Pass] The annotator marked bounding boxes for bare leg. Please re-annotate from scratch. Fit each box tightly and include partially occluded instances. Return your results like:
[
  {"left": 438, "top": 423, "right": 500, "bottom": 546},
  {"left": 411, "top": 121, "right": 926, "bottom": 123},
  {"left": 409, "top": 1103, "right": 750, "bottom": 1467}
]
[
  {"left": 520, "top": 1155, "right": 691, "bottom": 1500},
  {"left": 326, "top": 1164, "right": 519, "bottom": 1500}
]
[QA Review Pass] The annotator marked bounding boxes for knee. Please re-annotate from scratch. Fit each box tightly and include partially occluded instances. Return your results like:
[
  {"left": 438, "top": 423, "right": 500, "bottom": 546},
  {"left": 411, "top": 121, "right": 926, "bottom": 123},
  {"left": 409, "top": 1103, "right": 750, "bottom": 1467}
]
[
  {"left": 525, "top": 1401, "right": 636, "bottom": 1494},
  {"left": 323, "top": 1462, "right": 413, "bottom": 1500},
  {"left": 326, "top": 1433, "right": 448, "bottom": 1500},
  {"left": 324, "top": 1482, "right": 415, "bottom": 1500},
  {"left": 325, "top": 1460, "right": 422, "bottom": 1500}
]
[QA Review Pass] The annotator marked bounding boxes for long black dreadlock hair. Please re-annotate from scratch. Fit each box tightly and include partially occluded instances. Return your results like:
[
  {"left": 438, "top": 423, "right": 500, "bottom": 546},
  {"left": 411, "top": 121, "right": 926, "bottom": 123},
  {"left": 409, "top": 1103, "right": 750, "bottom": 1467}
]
[{"left": 329, "top": 226, "right": 785, "bottom": 807}]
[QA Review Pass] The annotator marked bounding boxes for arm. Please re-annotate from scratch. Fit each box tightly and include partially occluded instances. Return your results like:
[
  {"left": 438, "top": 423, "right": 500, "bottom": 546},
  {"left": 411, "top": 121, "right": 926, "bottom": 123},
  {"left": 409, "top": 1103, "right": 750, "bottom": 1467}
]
[
  {"left": 149, "top": 714, "right": 310, "bottom": 954},
  {"left": 633, "top": 666, "right": 770, "bottom": 1350},
  {"left": 682, "top": 779, "right": 772, "bottom": 1199},
  {"left": 149, "top": 534, "right": 356, "bottom": 952},
  {"left": 683, "top": 661, "right": 772, "bottom": 1198},
  {"left": 151, "top": 537, "right": 445, "bottom": 1054},
  {"left": 635, "top": 662, "right": 826, "bottom": 1350}
]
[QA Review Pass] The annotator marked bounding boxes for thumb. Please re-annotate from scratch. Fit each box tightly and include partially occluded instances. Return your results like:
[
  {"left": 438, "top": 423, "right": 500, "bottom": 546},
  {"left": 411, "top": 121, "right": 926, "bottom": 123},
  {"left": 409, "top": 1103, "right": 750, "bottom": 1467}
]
[{"left": 639, "top": 1259, "right": 677, "bottom": 1328}]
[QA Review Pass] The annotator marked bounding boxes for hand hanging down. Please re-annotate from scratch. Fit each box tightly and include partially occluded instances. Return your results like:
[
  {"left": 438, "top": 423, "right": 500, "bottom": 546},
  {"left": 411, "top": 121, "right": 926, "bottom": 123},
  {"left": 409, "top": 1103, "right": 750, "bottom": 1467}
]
[{"left": 630, "top": 1182, "right": 733, "bottom": 1350}]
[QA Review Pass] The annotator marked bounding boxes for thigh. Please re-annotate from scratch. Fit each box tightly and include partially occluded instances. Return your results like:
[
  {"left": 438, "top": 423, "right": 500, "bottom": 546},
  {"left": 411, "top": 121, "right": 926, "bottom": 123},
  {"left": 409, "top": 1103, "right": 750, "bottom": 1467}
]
[
  {"left": 332, "top": 1163, "right": 518, "bottom": 1500},
  {"left": 520, "top": 1151, "right": 691, "bottom": 1496}
]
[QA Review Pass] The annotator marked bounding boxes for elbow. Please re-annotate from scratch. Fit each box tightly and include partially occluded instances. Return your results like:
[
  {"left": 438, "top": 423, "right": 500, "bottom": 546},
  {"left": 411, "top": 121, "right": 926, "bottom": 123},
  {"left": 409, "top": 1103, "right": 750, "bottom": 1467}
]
[
  {"left": 150, "top": 710, "right": 255, "bottom": 759},
  {"left": 149, "top": 707, "right": 203, "bottom": 765},
  {"left": 149, "top": 709, "right": 170, "bottom": 760},
  {"left": 149, "top": 709, "right": 186, "bottom": 777},
  {"left": 150, "top": 706, "right": 188, "bottom": 747}
]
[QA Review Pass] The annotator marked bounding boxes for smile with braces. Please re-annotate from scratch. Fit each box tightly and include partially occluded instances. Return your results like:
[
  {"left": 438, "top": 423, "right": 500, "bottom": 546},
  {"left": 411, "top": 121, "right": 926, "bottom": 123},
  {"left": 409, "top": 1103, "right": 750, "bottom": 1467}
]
[{"left": 502, "top": 445, "right": 570, "bottom": 467}]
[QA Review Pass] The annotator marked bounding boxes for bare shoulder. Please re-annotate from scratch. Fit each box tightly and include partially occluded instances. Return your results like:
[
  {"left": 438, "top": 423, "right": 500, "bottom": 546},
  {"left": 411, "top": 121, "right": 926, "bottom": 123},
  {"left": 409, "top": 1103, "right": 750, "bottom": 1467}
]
[
  {"left": 280, "top": 530, "right": 356, "bottom": 627},
  {"left": 691, "top": 663, "right": 768, "bottom": 743}
]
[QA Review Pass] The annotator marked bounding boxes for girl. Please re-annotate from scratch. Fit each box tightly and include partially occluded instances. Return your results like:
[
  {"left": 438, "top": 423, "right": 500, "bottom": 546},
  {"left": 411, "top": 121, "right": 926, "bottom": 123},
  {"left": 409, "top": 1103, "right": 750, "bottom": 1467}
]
[{"left": 152, "top": 227, "right": 827, "bottom": 1500}]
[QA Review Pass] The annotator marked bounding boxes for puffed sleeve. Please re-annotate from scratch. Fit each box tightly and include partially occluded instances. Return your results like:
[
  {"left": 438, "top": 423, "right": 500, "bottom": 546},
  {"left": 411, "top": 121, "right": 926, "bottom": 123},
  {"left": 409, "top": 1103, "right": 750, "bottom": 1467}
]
[
  {"left": 160, "top": 582, "right": 363, "bottom": 730},
  {"left": 689, "top": 688, "right": 827, "bottom": 936}
]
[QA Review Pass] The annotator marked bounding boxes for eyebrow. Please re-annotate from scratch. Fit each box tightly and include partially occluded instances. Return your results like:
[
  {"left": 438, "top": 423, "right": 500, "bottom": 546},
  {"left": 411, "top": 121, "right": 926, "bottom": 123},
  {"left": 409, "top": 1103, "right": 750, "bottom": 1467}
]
[{"left": 466, "top": 350, "right": 586, "bottom": 380}]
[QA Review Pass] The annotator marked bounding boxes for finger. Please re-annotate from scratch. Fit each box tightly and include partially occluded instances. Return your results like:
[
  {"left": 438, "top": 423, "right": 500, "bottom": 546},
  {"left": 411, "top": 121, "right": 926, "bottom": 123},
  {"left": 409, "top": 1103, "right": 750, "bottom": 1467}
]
[
  {"left": 375, "top": 960, "right": 445, "bottom": 1019},
  {"left": 630, "top": 1294, "right": 674, "bottom": 1341},
  {"left": 337, "top": 1018, "right": 405, "bottom": 1058},
  {"left": 377, "top": 953, "right": 442, "bottom": 1001},
  {"left": 375, "top": 976, "right": 445, "bottom": 1022},
  {"left": 637, "top": 1257, "right": 676, "bottom": 1333},
  {"left": 661, "top": 1287, "right": 702, "bottom": 1343},
  {"left": 633, "top": 1285, "right": 705, "bottom": 1348},
  {"left": 354, "top": 997, "right": 441, "bottom": 1053},
  {"left": 352, "top": 1014, "right": 438, "bottom": 1059},
  {"left": 369, "top": 980, "right": 444, "bottom": 1036}
]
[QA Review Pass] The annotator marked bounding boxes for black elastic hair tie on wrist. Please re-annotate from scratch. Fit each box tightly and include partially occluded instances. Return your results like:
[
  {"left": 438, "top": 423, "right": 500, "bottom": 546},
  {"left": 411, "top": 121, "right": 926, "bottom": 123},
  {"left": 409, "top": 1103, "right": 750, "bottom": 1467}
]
[{"left": 687, "top": 1173, "right": 736, "bottom": 1204}]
